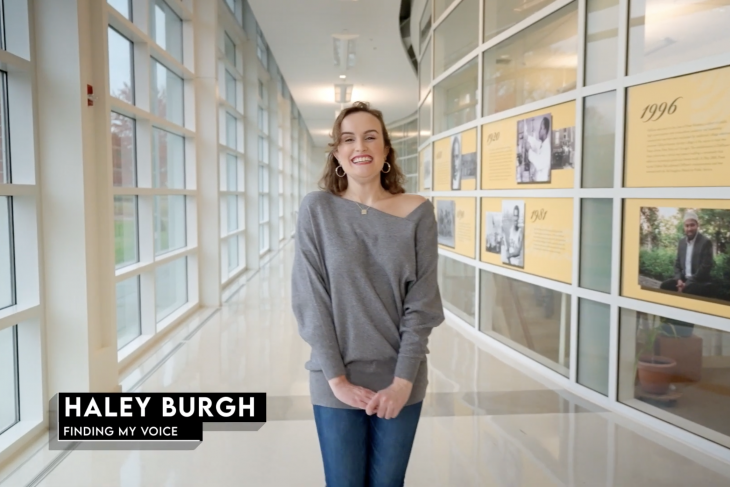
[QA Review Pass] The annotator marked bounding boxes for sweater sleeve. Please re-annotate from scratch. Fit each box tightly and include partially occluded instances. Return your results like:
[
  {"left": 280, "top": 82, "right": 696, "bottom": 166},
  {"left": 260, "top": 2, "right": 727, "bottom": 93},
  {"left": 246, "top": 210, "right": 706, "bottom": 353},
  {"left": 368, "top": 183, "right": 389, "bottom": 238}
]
[
  {"left": 394, "top": 207, "right": 445, "bottom": 383},
  {"left": 291, "top": 200, "right": 347, "bottom": 381}
]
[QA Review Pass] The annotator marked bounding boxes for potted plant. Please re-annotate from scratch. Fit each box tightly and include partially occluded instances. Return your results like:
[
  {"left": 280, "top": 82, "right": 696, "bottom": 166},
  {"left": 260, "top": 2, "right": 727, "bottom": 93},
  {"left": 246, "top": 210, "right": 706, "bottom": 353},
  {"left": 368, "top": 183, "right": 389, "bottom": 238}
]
[{"left": 635, "top": 315, "right": 678, "bottom": 395}]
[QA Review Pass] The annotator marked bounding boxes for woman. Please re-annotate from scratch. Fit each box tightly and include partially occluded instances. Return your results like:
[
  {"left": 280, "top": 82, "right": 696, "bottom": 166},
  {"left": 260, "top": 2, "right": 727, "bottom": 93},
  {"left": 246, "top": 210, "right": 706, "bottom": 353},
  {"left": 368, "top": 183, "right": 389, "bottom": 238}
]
[{"left": 291, "top": 102, "right": 444, "bottom": 487}]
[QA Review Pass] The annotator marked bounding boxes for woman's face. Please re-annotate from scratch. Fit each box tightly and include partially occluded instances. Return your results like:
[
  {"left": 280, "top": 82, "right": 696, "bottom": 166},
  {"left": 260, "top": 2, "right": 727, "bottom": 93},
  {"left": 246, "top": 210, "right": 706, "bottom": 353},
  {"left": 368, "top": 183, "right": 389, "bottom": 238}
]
[{"left": 334, "top": 112, "right": 389, "bottom": 182}]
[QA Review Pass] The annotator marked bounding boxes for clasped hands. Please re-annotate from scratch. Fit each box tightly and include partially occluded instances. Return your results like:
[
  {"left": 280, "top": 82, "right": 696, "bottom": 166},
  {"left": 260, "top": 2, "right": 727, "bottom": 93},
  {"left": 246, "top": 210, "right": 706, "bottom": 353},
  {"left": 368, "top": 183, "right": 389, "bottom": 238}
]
[{"left": 328, "top": 376, "right": 412, "bottom": 420}]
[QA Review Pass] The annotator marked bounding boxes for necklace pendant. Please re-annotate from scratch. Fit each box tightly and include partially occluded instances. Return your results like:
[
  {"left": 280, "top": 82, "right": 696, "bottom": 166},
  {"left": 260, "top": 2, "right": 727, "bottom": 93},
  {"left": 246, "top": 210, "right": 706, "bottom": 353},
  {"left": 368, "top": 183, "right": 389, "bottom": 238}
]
[{"left": 361, "top": 209, "right": 367, "bottom": 215}]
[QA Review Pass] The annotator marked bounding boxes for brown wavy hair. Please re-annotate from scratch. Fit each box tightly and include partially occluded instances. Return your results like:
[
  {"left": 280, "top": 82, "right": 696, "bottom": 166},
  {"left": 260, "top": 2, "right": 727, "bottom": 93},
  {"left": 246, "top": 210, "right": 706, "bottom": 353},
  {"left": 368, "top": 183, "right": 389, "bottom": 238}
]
[{"left": 319, "top": 101, "right": 406, "bottom": 195}]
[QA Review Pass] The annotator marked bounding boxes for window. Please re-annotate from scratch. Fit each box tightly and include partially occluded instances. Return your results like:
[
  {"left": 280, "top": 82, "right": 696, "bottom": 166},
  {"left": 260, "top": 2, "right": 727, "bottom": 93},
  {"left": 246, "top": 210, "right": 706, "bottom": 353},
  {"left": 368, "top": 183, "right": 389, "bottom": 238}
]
[
  {"left": 419, "top": 0, "right": 432, "bottom": 52},
  {"left": 225, "top": 70, "right": 236, "bottom": 106},
  {"left": 110, "top": 112, "right": 136, "bottom": 187},
  {"left": 155, "top": 258, "right": 188, "bottom": 322},
  {"left": 108, "top": 28, "right": 134, "bottom": 104},
  {"left": 224, "top": 32, "right": 236, "bottom": 66},
  {"left": 152, "top": 0, "right": 183, "bottom": 63},
  {"left": 151, "top": 59, "right": 184, "bottom": 125},
  {"left": 585, "top": 0, "right": 619, "bottom": 85},
  {"left": 226, "top": 112, "right": 237, "bottom": 149},
  {"left": 114, "top": 196, "right": 138, "bottom": 269},
  {"left": 0, "top": 325, "right": 19, "bottom": 435},
  {"left": 108, "top": 0, "right": 131, "bottom": 20},
  {"left": 256, "top": 26, "right": 268, "bottom": 68},
  {"left": 152, "top": 128, "right": 185, "bottom": 189},
  {"left": 419, "top": 39, "right": 432, "bottom": 102},
  {"left": 116, "top": 277, "right": 141, "bottom": 350},
  {"left": 433, "top": 56, "right": 478, "bottom": 133},
  {"left": 483, "top": 0, "right": 553, "bottom": 43},
  {"left": 154, "top": 195, "right": 186, "bottom": 256},
  {"left": 438, "top": 255, "right": 476, "bottom": 325},
  {"left": 433, "top": 0, "right": 478, "bottom": 78},
  {"left": 482, "top": 2, "right": 579, "bottom": 116}
]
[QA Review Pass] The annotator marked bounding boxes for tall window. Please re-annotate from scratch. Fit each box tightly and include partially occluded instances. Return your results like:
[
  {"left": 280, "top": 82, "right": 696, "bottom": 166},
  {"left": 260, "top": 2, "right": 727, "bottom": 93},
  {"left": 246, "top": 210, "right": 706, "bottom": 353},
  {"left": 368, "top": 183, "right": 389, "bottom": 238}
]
[{"left": 109, "top": 1, "right": 195, "bottom": 352}]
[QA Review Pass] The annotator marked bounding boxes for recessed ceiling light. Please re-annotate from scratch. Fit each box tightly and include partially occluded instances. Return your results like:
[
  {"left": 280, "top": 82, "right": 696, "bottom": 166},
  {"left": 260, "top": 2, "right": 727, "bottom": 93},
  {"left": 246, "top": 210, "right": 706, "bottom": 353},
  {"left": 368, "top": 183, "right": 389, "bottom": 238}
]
[
  {"left": 339, "top": 75, "right": 347, "bottom": 79},
  {"left": 334, "top": 84, "right": 353, "bottom": 104},
  {"left": 332, "top": 34, "right": 359, "bottom": 69}
]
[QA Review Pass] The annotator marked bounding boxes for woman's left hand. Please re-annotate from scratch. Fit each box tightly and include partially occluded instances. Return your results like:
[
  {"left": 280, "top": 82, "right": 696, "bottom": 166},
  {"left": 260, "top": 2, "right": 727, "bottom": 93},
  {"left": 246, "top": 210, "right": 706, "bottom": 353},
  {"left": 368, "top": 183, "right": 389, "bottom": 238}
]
[{"left": 365, "top": 377, "right": 413, "bottom": 419}]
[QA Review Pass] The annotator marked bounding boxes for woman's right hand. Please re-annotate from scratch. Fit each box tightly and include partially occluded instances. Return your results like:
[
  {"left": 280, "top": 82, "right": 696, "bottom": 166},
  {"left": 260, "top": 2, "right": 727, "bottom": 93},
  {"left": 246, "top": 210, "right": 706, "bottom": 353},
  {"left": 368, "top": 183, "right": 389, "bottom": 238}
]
[{"left": 328, "top": 376, "right": 377, "bottom": 410}]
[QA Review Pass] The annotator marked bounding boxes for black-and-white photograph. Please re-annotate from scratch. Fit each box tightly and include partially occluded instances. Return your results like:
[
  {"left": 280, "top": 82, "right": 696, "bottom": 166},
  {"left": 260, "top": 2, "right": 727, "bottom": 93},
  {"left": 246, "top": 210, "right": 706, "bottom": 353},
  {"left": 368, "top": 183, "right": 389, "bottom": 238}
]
[
  {"left": 422, "top": 151, "right": 432, "bottom": 190},
  {"left": 552, "top": 127, "right": 575, "bottom": 170},
  {"left": 501, "top": 200, "right": 525, "bottom": 268},
  {"left": 485, "top": 212, "right": 503, "bottom": 254},
  {"left": 461, "top": 151, "right": 477, "bottom": 181},
  {"left": 437, "top": 200, "right": 456, "bottom": 248},
  {"left": 516, "top": 114, "right": 552, "bottom": 184},
  {"left": 451, "top": 134, "right": 462, "bottom": 190}
]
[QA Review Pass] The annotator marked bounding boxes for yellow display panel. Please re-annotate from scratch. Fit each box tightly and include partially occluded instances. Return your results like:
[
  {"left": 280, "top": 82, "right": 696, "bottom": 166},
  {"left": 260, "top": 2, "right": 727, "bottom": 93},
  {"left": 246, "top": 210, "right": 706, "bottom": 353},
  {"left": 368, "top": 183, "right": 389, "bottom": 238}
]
[
  {"left": 435, "top": 197, "right": 476, "bottom": 258},
  {"left": 625, "top": 66, "right": 730, "bottom": 188},
  {"left": 481, "top": 101, "right": 576, "bottom": 189},
  {"left": 481, "top": 197, "right": 573, "bottom": 283},
  {"left": 623, "top": 199, "right": 730, "bottom": 318},
  {"left": 433, "top": 128, "right": 478, "bottom": 191},
  {"left": 419, "top": 145, "right": 432, "bottom": 191}
]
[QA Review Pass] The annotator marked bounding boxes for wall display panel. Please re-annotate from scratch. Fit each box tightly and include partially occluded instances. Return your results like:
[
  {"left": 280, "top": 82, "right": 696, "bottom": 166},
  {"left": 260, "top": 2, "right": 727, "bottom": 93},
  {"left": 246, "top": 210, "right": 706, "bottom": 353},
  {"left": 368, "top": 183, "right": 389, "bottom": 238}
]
[
  {"left": 482, "top": 2, "right": 578, "bottom": 117},
  {"left": 625, "top": 67, "right": 730, "bottom": 188},
  {"left": 619, "top": 308, "right": 730, "bottom": 449},
  {"left": 481, "top": 197, "right": 574, "bottom": 283},
  {"left": 419, "top": 145, "right": 432, "bottom": 191},
  {"left": 623, "top": 199, "right": 730, "bottom": 319},
  {"left": 433, "top": 128, "right": 477, "bottom": 191},
  {"left": 481, "top": 101, "right": 576, "bottom": 190},
  {"left": 628, "top": 0, "right": 730, "bottom": 75},
  {"left": 480, "top": 270, "right": 571, "bottom": 376},
  {"left": 434, "top": 197, "right": 476, "bottom": 258}
]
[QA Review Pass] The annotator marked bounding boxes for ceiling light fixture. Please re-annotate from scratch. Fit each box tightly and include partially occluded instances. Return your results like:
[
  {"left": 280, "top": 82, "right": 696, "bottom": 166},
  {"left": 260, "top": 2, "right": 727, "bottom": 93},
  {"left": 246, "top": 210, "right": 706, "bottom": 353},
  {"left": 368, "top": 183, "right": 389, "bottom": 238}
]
[
  {"left": 334, "top": 83, "right": 353, "bottom": 104},
  {"left": 332, "top": 34, "right": 358, "bottom": 69},
  {"left": 339, "top": 75, "right": 347, "bottom": 79}
]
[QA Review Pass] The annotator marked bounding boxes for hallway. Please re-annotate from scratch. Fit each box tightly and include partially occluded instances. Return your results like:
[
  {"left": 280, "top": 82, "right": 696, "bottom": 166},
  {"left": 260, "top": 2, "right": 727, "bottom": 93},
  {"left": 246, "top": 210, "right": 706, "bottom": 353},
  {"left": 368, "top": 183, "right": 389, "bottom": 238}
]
[{"left": 4, "top": 244, "right": 730, "bottom": 486}]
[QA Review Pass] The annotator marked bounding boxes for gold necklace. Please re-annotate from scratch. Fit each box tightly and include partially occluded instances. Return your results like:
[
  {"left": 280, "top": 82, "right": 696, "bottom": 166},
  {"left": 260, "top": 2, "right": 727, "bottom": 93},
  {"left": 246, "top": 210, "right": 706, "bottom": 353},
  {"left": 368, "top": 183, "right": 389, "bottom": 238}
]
[{"left": 354, "top": 201, "right": 370, "bottom": 215}]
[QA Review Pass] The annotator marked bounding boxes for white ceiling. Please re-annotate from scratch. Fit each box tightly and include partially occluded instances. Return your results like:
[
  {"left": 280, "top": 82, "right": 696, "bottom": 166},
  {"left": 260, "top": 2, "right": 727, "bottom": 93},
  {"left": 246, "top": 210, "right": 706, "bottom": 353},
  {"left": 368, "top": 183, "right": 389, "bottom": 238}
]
[{"left": 248, "top": 0, "right": 419, "bottom": 147}]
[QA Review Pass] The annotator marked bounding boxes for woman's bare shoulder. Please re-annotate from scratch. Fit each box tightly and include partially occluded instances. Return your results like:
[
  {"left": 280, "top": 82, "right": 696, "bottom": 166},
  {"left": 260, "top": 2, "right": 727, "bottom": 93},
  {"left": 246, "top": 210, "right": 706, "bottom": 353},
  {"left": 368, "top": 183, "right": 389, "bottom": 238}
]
[{"left": 386, "top": 193, "right": 428, "bottom": 218}]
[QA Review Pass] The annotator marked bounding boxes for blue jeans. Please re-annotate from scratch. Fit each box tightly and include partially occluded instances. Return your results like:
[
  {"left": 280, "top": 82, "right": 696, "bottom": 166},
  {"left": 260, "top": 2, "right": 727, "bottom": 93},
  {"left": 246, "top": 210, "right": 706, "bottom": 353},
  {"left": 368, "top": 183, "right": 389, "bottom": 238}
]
[{"left": 313, "top": 401, "right": 423, "bottom": 487}]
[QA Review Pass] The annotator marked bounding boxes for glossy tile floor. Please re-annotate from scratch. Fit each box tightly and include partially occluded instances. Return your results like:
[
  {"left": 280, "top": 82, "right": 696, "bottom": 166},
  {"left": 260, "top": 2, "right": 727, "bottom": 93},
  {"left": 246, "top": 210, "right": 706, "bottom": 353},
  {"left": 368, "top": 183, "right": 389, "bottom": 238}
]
[{"left": 3, "top": 243, "right": 730, "bottom": 486}]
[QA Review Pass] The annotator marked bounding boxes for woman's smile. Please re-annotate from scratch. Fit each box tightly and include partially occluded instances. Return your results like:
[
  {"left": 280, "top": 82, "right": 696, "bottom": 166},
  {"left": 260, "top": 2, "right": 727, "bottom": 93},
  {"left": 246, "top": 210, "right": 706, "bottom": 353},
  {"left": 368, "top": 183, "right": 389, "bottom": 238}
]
[{"left": 351, "top": 155, "right": 373, "bottom": 165}]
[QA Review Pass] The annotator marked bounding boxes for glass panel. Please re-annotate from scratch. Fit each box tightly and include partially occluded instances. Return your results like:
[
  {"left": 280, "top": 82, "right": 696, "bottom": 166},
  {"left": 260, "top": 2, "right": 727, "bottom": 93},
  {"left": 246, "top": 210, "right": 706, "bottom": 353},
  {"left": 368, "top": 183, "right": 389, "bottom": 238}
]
[
  {"left": 483, "top": 2, "right": 578, "bottom": 117},
  {"left": 433, "top": 0, "right": 479, "bottom": 78},
  {"left": 0, "top": 197, "right": 12, "bottom": 310},
  {"left": 483, "top": 0, "right": 553, "bottom": 43},
  {"left": 154, "top": 195, "right": 186, "bottom": 256},
  {"left": 585, "top": 0, "right": 619, "bottom": 85},
  {"left": 433, "top": 56, "right": 478, "bottom": 134},
  {"left": 155, "top": 257, "right": 187, "bottom": 322},
  {"left": 419, "top": 92, "right": 432, "bottom": 145},
  {"left": 152, "top": 128, "right": 185, "bottom": 189},
  {"left": 434, "top": 0, "right": 457, "bottom": 20},
  {"left": 116, "top": 276, "right": 141, "bottom": 350},
  {"left": 437, "top": 255, "right": 475, "bottom": 325},
  {"left": 480, "top": 270, "right": 571, "bottom": 376},
  {"left": 226, "top": 154, "right": 237, "bottom": 191},
  {"left": 628, "top": 0, "right": 730, "bottom": 75},
  {"left": 152, "top": 0, "right": 183, "bottom": 62},
  {"left": 0, "top": 73, "right": 8, "bottom": 184},
  {"left": 580, "top": 199, "right": 613, "bottom": 293},
  {"left": 619, "top": 309, "right": 730, "bottom": 449},
  {"left": 108, "top": 28, "right": 134, "bottom": 104},
  {"left": 225, "top": 70, "right": 236, "bottom": 106},
  {"left": 0, "top": 325, "right": 18, "bottom": 434},
  {"left": 419, "top": 0, "right": 432, "bottom": 52},
  {"left": 419, "top": 39, "right": 432, "bottom": 102},
  {"left": 405, "top": 119, "right": 418, "bottom": 139},
  {"left": 582, "top": 91, "right": 616, "bottom": 188},
  {"left": 578, "top": 298, "right": 610, "bottom": 395},
  {"left": 225, "top": 0, "right": 235, "bottom": 12},
  {"left": 226, "top": 113, "right": 237, "bottom": 149},
  {"left": 114, "top": 196, "right": 138, "bottom": 269},
  {"left": 151, "top": 59, "right": 184, "bottom": 126},
  {"left": 227, "top": 195, "right": 238, "bottom": 232},
  {"left": 404, "top": 137, "right": 418, "bottom": 158},
  {"left": 108, "top": 0, "right": 131, "bottom": 20},
  {"left": 111, "top": 112, "right": 136, "bottom": 187},
  {"left": 228, "top": 235, "right": 239, "bottom": 272},
  {"left": 224, "top": 32, "right": 236, "bottom": 66}
]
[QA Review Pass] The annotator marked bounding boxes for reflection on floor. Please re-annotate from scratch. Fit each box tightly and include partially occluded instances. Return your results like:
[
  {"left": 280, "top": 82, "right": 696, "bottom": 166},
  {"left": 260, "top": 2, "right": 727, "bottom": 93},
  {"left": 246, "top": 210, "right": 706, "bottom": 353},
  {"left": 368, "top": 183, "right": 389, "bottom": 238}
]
[{"left": 2, "top": 243, "right": 730, "bottom": 486}]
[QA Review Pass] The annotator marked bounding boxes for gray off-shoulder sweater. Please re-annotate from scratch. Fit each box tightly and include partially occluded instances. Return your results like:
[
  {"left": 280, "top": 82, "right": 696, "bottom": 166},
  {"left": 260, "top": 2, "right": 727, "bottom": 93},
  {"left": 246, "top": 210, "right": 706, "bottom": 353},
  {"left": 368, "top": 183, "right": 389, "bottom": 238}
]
[{"left": 291, "top": 191, "right": 445, "bottom": 409}]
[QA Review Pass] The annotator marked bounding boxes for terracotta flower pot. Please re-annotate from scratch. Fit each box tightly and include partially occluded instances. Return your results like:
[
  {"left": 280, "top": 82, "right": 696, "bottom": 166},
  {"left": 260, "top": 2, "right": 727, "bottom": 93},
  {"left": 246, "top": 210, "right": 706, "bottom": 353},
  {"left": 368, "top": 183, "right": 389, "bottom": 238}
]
[{"left": 638, "top": 355, "right": 677, "bottom": 395}]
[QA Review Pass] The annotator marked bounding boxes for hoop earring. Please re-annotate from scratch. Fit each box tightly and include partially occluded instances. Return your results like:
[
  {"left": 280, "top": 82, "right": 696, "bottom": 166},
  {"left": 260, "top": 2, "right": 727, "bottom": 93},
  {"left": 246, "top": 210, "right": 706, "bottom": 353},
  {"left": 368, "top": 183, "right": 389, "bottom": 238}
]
[
  {"left": 382, "top": 162, "right": 392, "bottom": 174},
  {"left": 335, "top": 165, "right": 346, "bottom": 178}
]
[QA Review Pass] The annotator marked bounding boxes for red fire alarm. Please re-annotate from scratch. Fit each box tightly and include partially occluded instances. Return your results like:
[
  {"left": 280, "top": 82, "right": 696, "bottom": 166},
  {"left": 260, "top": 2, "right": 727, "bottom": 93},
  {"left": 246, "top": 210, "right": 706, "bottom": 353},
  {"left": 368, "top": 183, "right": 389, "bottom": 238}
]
[{"left": 87, "top": 84, "right": 95, "bottom": 106}]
